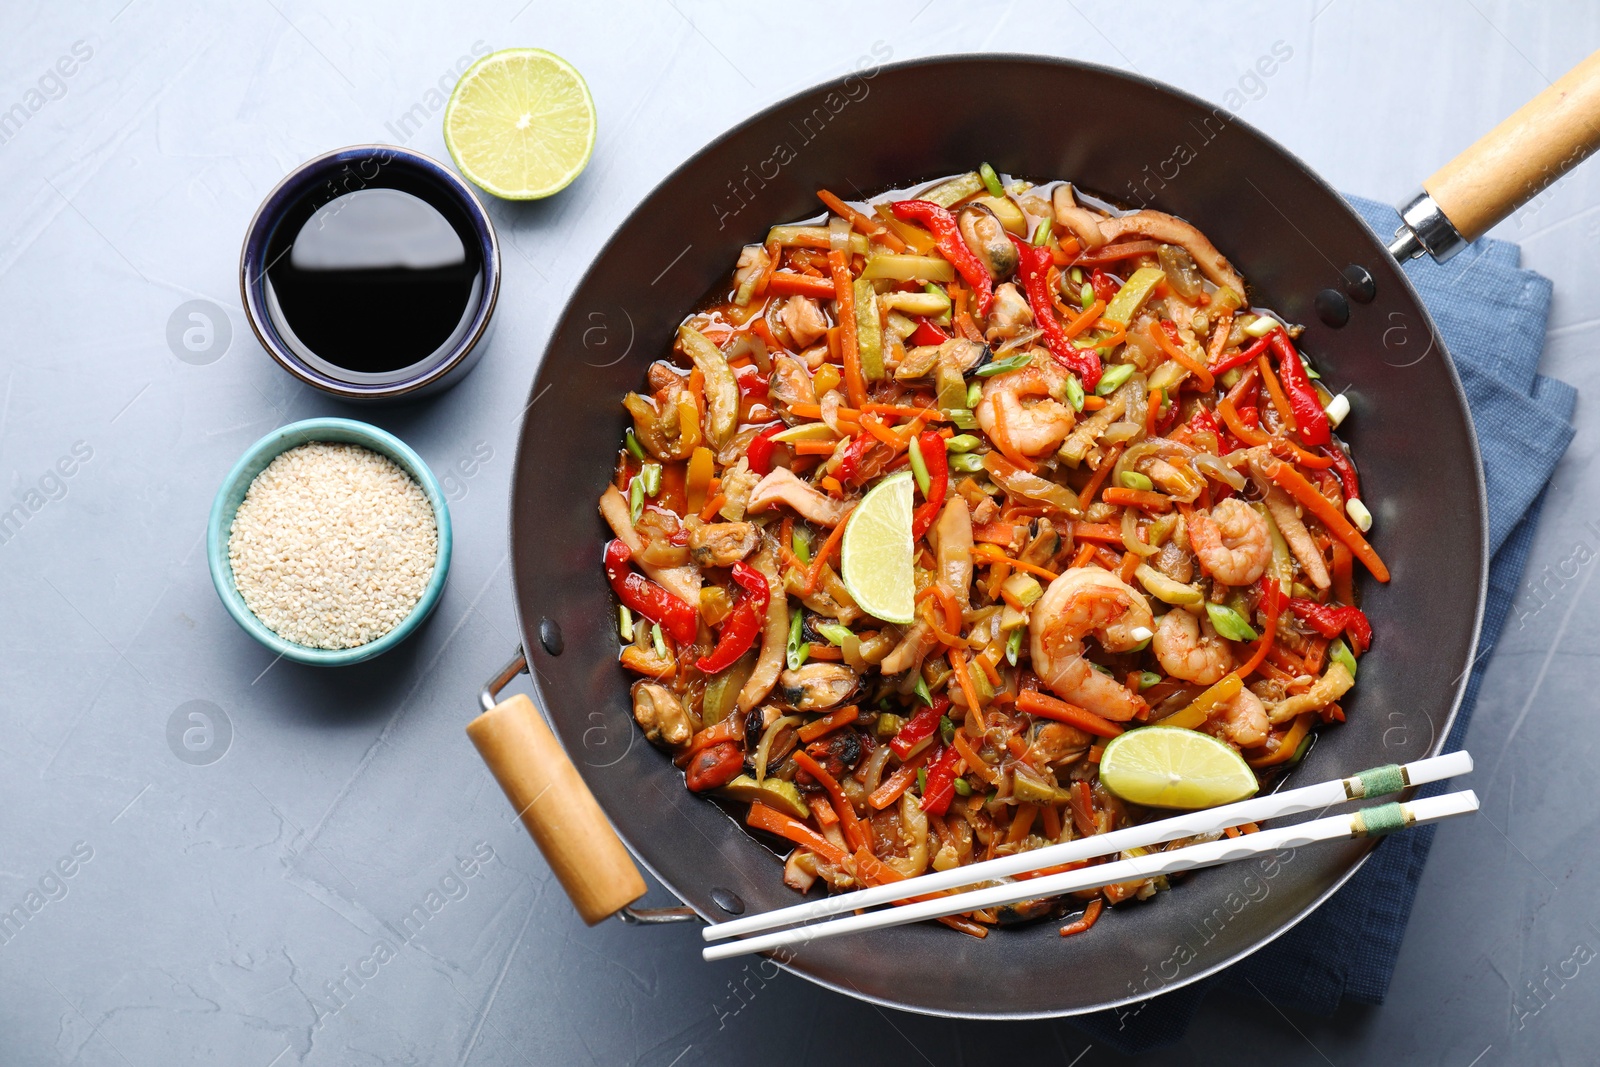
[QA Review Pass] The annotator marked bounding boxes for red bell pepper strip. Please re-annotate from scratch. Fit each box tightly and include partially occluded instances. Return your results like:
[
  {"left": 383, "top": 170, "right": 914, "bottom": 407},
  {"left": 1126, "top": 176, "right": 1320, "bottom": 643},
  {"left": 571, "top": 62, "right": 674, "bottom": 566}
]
[
  {"left": 1289, "top": 597, "right": 1373, "bottom": 655},
  {"left": 1268, "top": 330, "right": 1330, "bottom": 447},
  {"left": 1187, "top": 406, "right": 1235, "bottom": 454},
  {"left": 834, "top": 432, "right": 875, "bottom": 484},
  {"left": 890, "top": 200, "right": 993, "bottom": 317},
  {"left": 890, "top": 693, "right": 952, "bottom": 759},
  {"left": 695, "top": 561, "right": 771, "bottom": 673},
  {"left": 1207, "top": 333, "right": 1271, "bottom": 376},
  {"left": 745, "top": 423, "right": 783, "bottom": 476},
  {"left": 1011, "top": 235, "right": 1102, "bottom": 389},
  {"left": 920, "top": 744, "right": 964, "bottom": 816},
  {"left": 1089, "top": 268, "right": 1119, "bottom": 304},
  {"left": 910, "top": 430, "right": 949, "bottom": 540},
  {"left": 604, "top": 539, "right": 698, "bottom": 646},
  {"left": 908, "top": 318, "right": 950, "bottom": 347},
  {"left": 1323, "top": 443, "right": 1361, "bottom": 501},
  {"left": 734, "top": 364, "right": 768, "bottom": 399}
]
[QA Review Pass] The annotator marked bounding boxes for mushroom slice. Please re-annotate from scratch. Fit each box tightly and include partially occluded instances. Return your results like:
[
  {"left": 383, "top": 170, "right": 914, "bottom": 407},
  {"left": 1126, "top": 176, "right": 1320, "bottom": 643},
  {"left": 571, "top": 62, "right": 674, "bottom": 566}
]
[{"left": 778, "top": 662, "right": 859, "bottom": 711}]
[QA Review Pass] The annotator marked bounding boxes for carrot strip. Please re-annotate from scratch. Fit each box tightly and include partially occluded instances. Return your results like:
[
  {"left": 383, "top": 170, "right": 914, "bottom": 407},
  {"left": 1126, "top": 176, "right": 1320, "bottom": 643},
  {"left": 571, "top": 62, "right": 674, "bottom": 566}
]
[
  {"left": 1015, "top": 690, "right": 1125, "bottom": 738},
  {"left": 817, "top": 189, "right": 906, "bottom": 252},
  {"left": 1078, "top": 443, "right": 1123, "bottom": 510},
  {"left": 862, "top": 402, "right": 947, "bottom": 421},
  {"left": 1007, "top": 803, "right": 1038, "bottom": 845},
  {"left": 972, "top": 543, "right": 1059, "bottom": 581},
  {"left": 698, "top": 494, "right": 726, "bottom": 522},
  {"left": 868, "top": 764, "right": 919, "bottom": 809},
  {"left": 1216, "top": 396, "right": 1271, "bottom": 447},
  {"left": 972, "top": 521, "right": 1017, "bottom": 545},
  {"left": 1070, "top": 543, "right": 1096, "bottom": 569},
  {"left": 1232, "top": 581, "right": 1281, "bottom": 680},
  {"left": 1060, "top": 897, "right": 1104, "bottom": 937},
  {"left": 1144, "top": 387, "right": 1162, "bottom": 437},
  {"left": 1073, "top": 522, "right": 1124, "bottom": 544},
  {"left": 746, "top": 803, "right": 850, "bottom": 867},
  {"left": 1063, "top": 298, "right": 1105, "bottom": 339},
  {"left": 1206, "top": 310, "right": 1235, "bottom": 367},
  {"left": 1117, "top": 548, "right": 1141, "bottom": 584},
  {"left": 1257, "top": 354, "right": 1297, "bottom": 431},
  {"left": 1039, "top": 803, "right": 1062, "bottom": 842},
  {"left": 792, "top": 439, "right": 839, "bottom": 456},
  {"left": 939, "top": 914, "right": 991, "bottom": 938},
  {"left": 949, "top": 648, "right": 984, "bottom": 714},
  {"left": 792, "top": 750, "right": 870, "bottom": 852},
  {"left": 767, "top": 272, "right": 838, "bottom": 300},
  {"left": 1148, "top": 320, "right": 1214, "bottom": 392},
  {"left": 950, "top": 729, "right": 995, "bottom": 784},
  {"left": 811, "top": 794, "right": 839, "bottom": 827},
  {"left": 830, "top": 250, "right": 867, "bottom": 408},
  {"left": 859, "top": 414, "right": 905, "bottom": 449},
  {"left": 1081, "top": 394, "right": 1106, "bottom": 412},
  {"left": 803, "top": 505, "right": 855, "bottom": 593},
  {"left": 1265, "top": 457, "right": 1390, "bottom": 582},
  {"left": 988, "top": 390, "right": 1037, "bottom": 473},
  {"left": 1102, "top": 486, "right": 1170, "bottom": 512},
  {"left": 798, "top": 705, "right": 859, "bottom": 743},
  {"left": 1271, "top": 437, "right": 1336, "bottom": 470},
  {"left": 806, "top": 643, "right": 844, "bottom": 660}
]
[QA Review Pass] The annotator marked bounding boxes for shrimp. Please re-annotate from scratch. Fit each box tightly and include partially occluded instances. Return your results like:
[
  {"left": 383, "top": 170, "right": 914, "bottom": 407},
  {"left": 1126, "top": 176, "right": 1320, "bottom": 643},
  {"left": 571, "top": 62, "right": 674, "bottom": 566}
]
[
  {"left": 976, "top": 355, "right": 1076, "bottom": 457},
  {"left": 1187, "top": 497, "right": 1271, "bottom": 586},
  {"left": 1152, "top": 609, "right": 1233, "bottom": 684},
  {"left": 1208, "top": 686, "right": 1268, "bottom": 748},
  {"left": 1028, "top": 568, "right": 1152, "bottom": 721}
]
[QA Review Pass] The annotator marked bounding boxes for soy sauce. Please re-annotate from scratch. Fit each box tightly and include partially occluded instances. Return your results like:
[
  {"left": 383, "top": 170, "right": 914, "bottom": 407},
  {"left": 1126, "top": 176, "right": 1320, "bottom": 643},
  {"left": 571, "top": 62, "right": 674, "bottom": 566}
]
[{"left": 263, "top": 174, "right": 483, "bottom": 379}]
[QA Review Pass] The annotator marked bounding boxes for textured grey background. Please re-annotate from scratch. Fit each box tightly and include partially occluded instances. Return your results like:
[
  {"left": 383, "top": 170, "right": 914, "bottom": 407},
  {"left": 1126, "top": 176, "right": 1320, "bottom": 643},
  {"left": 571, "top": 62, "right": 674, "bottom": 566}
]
[{"left": 1, "top": 2, "right": 1596, "bottom": 1064}]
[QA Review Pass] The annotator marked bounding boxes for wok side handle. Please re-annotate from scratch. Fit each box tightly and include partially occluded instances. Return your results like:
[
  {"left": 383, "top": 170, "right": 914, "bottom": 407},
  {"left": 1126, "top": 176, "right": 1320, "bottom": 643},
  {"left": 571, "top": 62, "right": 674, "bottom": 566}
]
[
  {"left": 468, "top": 691, "right": 647, "bottom": 925},
  {"left": 1423, "top": 48, "right": 1600, "bottom": 250}
]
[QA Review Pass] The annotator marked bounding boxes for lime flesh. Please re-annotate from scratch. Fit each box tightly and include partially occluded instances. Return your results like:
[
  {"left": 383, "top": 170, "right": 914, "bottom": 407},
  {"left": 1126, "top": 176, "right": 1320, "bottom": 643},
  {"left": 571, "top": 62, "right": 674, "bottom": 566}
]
[
  {"left": 444, "top": 49, "right": 596, "bottom": 200},
  {"left": 840, "top": 471, "right": 915, "bottom": 625},
  {"left": 1098, "top": 726, "right": 1259, "bottom": 809}
]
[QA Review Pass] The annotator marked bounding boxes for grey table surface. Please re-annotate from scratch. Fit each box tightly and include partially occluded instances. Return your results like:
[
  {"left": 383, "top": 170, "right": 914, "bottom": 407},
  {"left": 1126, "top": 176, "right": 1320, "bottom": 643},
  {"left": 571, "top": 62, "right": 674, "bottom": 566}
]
[{"left": 3, "top": 2, "right": 1597, "bottom": 1064}]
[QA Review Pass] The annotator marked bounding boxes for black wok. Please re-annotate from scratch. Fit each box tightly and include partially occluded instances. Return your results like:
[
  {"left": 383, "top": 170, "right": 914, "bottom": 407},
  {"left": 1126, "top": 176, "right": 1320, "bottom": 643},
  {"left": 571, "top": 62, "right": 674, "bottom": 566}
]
[{"left": 472, "top": 53, "right": 1600, "bottom": 1017}]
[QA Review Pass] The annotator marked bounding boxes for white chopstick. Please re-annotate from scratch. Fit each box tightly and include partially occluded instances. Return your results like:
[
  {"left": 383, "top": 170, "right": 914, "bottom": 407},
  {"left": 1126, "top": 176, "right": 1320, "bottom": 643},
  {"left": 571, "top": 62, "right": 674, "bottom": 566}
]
[
  {"left": 704, "top": 750, "right": 1472, "bottom": 944},
  {"left": 703, "top": 788, "right": 1478, "bottom": 961}
]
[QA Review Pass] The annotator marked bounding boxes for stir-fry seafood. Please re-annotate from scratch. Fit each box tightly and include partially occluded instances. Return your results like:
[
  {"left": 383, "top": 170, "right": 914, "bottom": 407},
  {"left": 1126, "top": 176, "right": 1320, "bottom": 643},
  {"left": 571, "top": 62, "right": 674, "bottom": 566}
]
[{"left": 599, "top": 168, "right": 1386, "bottom": 938}]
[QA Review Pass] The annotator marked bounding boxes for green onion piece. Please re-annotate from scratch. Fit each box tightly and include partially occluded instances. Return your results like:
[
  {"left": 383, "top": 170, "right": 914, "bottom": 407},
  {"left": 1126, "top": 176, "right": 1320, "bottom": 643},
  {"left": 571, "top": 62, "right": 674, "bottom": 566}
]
[
  {"left": 792, "top": 525, "right": 812, "bottom": 564},
  {"left": 1080, "top": 282, "right": 1094, "bottom": 310},
  {"left": 948, "top": 408, "right": 978, "bottom": 430},
  {"left": 946, "top": 434, "right": 983, "bottom": 453},
  {"left": 1329, "top": 638, "right": 1358, "bottom": 680},
  {"left": 1095, "top": 363, "right": 1136, "bottom": 396},
  {"left": 1138, "top": 671, "right": 1162, "bottom": 691},
  {"left": 1301, "top": 354, "right": 1321, "bottom": 380},
  {"left": 974, "top": 352, "right": 1033, "bottom": 378},
  {"left": 939, "top": 714, "right": 955, "bottom": 745},
  {"left": 1243, "top": 314, "right": 1279, "bottom": 338},
  {"left": 629, "top": 477, "right": 645, "bottom": 523},
  {"left": 651, "top": 622, "right": 667, "bottom": 658},
  {"left": 787, "top": 610, "right": 808, "bottom": 670},
  {"left": 1288, "top": 730, "right": 1315, "bottom": 766},
  {"left": 1031, "top": 219, "right": 1051, "bottom": 246},
  {"left": 1120, "top": 471, "right": 1154, "bottom": 492},
  {"left": 916, "top": 767, "right": 928, "bottom": 795},
  {"left": 815, "top": 621, "right": 853, "bottom": 647},
  {"left": 1065, "top": 373, "right": 1085, "bottom": 412},
  {"left": 1005, "top": 625, "right": 1024, "bottom": 666},
  {"left": 640, "top": 461, "right": 662, "bottom": 496},
  {"left": 966, "top": 381, "right": 983, "bottom": 408},
  {"left": 949, "top": 452, "right": 986, "bottom": 474},
  {"left": 624, "top": 429, "right": 646, "bottom": 461},
  {"left": 1069, "top": 267, "right": 1084, "bottom": 284},
  {"left": 914, "top": 674, "right": 933, "bottom": 706},
  {"left": 1090, "top": 661, "right": 1114, "bottom": 676},
  {"left": 618, "top": 605, "right": 634, "bottom": 642},
  {"left": 907, "top": 435, "right": 932, "bottom": 496},
  {"left": 953, "top": 777, "right": 971, "bottom": 796},
  {"left": 979, "top": 162, "right": 1004, "bottom": 198},
  {"left": 1205, "top": 602, "right": 1259, "bottom": 642}
]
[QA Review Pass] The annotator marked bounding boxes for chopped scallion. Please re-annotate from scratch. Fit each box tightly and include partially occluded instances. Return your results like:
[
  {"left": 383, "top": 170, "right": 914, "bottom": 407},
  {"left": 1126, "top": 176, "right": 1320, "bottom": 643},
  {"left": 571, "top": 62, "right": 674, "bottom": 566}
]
[
  {"left": 916, "top": 767, "right": 928, "bottom": 795},
  {"left": 1205, "top": 602, "right": 1258, "bottom": 642},
  {"left": 651, "top": 622, "right": 667, "bottom": 658},
  {"left": 618, "top": 605, "right": 634, "bottom": 642},
  {"left": 1243, "top": 314, "right": 1279, "bottom": 338},
  {"left": 1031, "top": 218, "right": 1051, "bottom": 246},
  {"left": 1138, "top": 671, "right": 1162, "bottom": 691},
  {"left": 1095, "top": 363, "right": 1136, "bottom": 396},
  {"left": 974, "top": 351, "right": 1033, "bottom": 377},
  {"left": 786, "top": 610, "right": 808, "bottom": 670},
  {"left": 1329, "top": 638, "right": 1358, "bottom": 680},
  {"left": 624, "top": 429, "right": 646, "bottom": 461},
  {"left": 949, "top": 452, "right": 985, "bottom": 474},
  {"left": 1120, "top": 471, "right": 1153, "bottom": 492},
  {"left": 907, "top": 435, "right": 931, "bottom": 496},
  {"left": 945, "top": 434, "right": 983, "bottom": 453},
  {"left": 1069, "top": 267, "right": 1084, "bottom": 284},
  {"left": 1006, "top": 625, "right": 1024, "bottom": 666},
  {"left": 939, "top": 714, "right": 955, "bottom": 745},
  {"left": 979, "top": 162, "right": 1004, "bottom": 198},
  {"left": 1065, "top": 373, "right": 1084, "bottom": 412},
  {"left": 628, "top": 477, "right": 645, "bottom": 523},
  {"left": 1080, "top": 282, "right": 1094, "bottom": 309},
  {"left": 793, "top": 524, "right": 812, "bottom": 564},
  {"left": 640, "top": 461, "right": 662, "bottom": 496},
  {"left": 966, "top": 381, "right": 983, "bottom": 408},
  {"left": 816, "top": 621, "right": 853, "bottom": 647},
  {"left": 914, "top": 674, "right": 933, "bottom": 705}
]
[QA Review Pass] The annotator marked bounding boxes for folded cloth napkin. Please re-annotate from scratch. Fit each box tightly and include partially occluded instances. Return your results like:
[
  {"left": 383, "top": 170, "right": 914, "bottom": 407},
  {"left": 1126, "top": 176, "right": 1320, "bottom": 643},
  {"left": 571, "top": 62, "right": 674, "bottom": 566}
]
[{"left": 1069, "top": 195, "right": 1578, "bottom": 1055}]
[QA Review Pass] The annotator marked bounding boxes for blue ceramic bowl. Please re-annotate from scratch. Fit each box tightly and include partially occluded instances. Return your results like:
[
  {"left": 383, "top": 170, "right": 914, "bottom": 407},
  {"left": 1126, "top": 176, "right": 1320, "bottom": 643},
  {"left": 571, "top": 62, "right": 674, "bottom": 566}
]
[{"left": 207, "top": 417, "right": 452, "bottom": 665}]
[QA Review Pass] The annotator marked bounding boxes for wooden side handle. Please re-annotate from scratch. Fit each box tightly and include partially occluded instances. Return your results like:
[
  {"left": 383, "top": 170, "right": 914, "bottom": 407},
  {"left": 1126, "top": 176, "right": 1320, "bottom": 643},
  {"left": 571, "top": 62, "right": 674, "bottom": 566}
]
[
  {"left": 1426, "top": 48, "right": 1600, "bottom": 242},
  {"left": 467, "top": 693, "right": 646, "bottom": 924}
]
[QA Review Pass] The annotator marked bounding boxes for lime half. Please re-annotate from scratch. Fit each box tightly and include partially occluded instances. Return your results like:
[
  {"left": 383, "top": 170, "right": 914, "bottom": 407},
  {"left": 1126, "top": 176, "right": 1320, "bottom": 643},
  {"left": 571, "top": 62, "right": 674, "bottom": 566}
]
[
  {"left": 840, "top": 471, "right": 915, "bottom": 625},
  {"left": 444, "top": 49, "right": 596, "bottom": 200},
  {"left": 1098, "top": 726, "right": 1258, "bottom": 809}
]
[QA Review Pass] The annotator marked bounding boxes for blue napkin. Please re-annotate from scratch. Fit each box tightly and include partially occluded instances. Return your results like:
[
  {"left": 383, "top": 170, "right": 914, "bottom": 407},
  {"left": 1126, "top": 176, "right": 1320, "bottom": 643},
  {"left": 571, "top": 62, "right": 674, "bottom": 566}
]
[{"left": 1069, "top": 195, "right": 1578, "bottom": 1054}]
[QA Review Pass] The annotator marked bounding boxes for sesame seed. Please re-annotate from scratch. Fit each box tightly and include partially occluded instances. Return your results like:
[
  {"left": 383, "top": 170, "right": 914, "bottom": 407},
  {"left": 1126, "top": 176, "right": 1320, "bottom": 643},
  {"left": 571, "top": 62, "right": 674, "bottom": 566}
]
[{"left": 227, "top": 442, "right": 438, "bottom": 650}]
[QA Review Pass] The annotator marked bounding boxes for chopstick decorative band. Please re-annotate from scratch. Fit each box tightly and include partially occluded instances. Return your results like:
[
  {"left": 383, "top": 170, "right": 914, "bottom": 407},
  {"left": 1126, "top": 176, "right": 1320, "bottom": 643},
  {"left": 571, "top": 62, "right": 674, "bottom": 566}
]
[
  {"left": 1342, "top": 763, "right": 1409, "bottom": 800},
  {"left": 1352, "top": 801, "right": 1414, "bottom": 837}
]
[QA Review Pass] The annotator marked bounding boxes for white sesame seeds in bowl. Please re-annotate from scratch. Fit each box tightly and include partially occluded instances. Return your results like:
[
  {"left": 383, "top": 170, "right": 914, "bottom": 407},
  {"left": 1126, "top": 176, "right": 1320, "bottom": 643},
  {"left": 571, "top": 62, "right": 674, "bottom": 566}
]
[{"left": 207, "top": 418, "right": 452, "bottom": 665}]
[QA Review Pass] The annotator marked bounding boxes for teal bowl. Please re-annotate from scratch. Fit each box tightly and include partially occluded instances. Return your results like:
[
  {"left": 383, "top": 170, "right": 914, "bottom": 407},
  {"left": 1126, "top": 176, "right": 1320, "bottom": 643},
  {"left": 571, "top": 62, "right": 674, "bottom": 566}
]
[{"left": 207, "top": 417, "right": 453, "bottom": 665}]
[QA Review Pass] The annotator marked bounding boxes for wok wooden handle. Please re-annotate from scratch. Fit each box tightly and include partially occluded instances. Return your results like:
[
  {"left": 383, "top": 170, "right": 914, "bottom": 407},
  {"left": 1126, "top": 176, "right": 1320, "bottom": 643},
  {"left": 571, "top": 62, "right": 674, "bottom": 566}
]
[
  {"left": 1425, "top": 48, "right": 1600, "bottom": 243},
  {"left": 467, "top": 692, "right": 646, "bottom": 925}
]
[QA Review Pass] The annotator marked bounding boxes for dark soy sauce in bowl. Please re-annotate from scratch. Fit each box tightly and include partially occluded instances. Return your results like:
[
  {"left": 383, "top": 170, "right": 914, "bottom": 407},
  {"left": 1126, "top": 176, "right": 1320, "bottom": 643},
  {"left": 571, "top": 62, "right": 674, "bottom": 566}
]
[{"left": 265, "top": 182, "right": 483, "bottom": 381}]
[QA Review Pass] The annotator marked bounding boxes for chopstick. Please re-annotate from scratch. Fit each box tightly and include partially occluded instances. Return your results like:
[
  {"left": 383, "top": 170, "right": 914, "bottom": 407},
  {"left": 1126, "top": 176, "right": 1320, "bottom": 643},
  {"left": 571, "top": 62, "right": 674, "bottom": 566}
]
[
  {"left": 703, "top": 788, "right": 1479, "bottom": 961},
  {"left": 704, "top": 750, "right": 1471, "bottom": 944}
]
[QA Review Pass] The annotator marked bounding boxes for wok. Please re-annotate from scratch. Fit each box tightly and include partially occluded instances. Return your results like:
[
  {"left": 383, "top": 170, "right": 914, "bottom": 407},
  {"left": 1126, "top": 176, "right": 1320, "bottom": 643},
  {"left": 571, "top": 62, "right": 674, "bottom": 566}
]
[{"left": 467, "top": 53, "right": 1600, "bottom": 1017}]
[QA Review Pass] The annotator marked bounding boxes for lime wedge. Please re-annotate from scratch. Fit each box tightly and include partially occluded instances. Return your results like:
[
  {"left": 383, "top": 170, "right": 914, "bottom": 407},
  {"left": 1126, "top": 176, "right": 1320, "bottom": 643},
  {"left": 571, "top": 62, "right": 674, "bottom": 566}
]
[
  {"left": 1098, "top": 726, "right": 1258, "bottom": 809},
  {"left": 444, "top": 49, "right": 596, "bottom": 200},
  {"left": 840, "top": 471, "right": 915, "bottom": 625}
]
